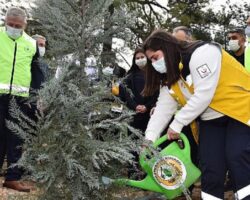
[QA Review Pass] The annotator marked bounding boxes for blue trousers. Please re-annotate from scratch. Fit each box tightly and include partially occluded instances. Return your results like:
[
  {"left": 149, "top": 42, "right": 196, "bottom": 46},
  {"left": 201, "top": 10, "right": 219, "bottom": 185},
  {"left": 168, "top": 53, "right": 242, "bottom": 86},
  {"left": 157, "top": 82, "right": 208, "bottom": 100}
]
[
  {"left": 0, "top": 95, "right": 33, "bottom": 181},
  {"left": 199, "top": 116, "right": 250, "bottom": 200}
]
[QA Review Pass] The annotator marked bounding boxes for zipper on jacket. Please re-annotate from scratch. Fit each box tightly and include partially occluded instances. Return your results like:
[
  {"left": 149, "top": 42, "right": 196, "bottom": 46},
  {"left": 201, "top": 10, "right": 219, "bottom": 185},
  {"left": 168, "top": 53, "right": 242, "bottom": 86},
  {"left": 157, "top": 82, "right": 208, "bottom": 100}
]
[{"left": 9, "top": 42, "right": 17, "bottom": 94}]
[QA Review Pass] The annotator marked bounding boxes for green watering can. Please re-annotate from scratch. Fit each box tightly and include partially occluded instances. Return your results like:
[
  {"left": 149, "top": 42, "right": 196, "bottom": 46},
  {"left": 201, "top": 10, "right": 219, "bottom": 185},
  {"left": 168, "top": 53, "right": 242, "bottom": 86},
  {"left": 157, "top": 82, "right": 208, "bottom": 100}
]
[{"left": 103, "top": 133, "right": 201, "bottom": 199}]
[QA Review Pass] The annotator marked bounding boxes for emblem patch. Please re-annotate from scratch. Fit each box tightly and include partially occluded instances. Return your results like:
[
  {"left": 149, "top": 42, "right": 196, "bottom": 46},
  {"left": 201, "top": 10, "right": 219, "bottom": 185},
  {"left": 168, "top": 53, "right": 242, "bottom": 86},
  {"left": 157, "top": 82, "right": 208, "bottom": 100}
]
[
  {"left": 196, "top": 64, "right": 211, "bottom": 78},
  {"left": 153, "top": 155, "right": 187, "bottom": 190},
  {"left": 24, "top": 46, "right": 31, "bottom": 52}
]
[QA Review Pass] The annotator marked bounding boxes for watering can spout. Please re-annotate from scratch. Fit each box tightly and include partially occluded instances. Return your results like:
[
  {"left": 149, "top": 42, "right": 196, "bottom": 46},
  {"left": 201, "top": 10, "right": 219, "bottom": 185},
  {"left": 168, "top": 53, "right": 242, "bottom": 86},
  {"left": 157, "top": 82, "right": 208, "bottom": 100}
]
[{"left": 117, "top": 175, "right": 165, "bottom": 193}]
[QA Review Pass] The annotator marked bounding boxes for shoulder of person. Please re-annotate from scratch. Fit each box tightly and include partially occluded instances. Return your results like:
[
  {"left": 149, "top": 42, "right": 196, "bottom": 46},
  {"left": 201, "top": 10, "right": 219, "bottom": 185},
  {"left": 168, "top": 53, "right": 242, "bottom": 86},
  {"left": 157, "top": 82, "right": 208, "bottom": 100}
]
[
  {"left": 193, "top": 42, "right": 222, "bottom": 54},
  {"left": 22, "top": 32, "right": 37, "bottom": 45},
  {"left": 190, "top": 43, "right": 222, "bottom": 64}
]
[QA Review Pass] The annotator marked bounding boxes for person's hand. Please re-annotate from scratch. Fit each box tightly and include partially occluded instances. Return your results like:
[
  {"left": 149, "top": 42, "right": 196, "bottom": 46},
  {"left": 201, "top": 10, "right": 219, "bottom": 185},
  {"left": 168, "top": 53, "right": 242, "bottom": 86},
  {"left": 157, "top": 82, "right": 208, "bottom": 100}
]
[
  {"left": 136, "top": 105, "right": 141, "bottom": 113},
  {"left": 140, "top": 139, "right": 152, "bottom": 154},
  {"left": 150, "top": 107, "right": 155, "bottom": 116},
  {"left": 167, "top": 127, "right": 180, "bottom": 140},
  {"left": 139, "top": 105, "right": 147, "bottom": 113},
  {"left": 136, "top": 105, "right": 147, "bottom": 113}
]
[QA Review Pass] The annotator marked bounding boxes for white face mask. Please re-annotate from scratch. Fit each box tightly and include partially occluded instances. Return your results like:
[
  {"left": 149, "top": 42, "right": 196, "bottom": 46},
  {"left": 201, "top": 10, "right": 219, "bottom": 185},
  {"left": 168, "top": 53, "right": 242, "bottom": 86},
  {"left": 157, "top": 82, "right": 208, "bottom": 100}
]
[
  {"left": 135, "top": 57, "right": 147, "bottom": 69},
  {"left": 229, "top": 40, "right": 240, "bottom": 52},
  {"left": 38, "top": 46, "right": 46, "bottom": 57},
  {"left": 245, "top": 26, "right": 250, "bottom": 37},
  {"left": 6, "top": 25, "right": 23, "bottom": 39},
  {"left": 152, "top": 57, "right": 167, "bottom": 73}
]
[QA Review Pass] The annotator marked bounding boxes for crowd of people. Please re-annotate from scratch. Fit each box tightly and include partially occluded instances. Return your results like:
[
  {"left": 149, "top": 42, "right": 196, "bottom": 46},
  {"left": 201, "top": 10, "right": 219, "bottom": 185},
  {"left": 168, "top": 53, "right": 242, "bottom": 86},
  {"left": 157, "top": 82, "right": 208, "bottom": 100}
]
[
  {"left": 113, "top": 23, "right": 250, "bottom": 200},
  {"left": 0, "top": 6, "right": 250, "bottom": 200}
]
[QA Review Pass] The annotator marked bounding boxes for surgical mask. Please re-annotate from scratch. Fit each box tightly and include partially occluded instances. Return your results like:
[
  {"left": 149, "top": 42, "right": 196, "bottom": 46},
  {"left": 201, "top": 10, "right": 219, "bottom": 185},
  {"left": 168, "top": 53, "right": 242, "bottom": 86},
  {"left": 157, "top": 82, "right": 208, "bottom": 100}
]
[
  {"left": 245, "top": 26, "right": 250, "bottom": 37},
  {"left": 228, "top": 40, "right": 240, "bottom": 52},
  {"left": 152, "top": 57, "right": 167, "bottom": 73},
  {"left": 38, "top": 46, "right": 46, "bottom": 57},
  {"left": 135, "top": 57, "right": 147, "bottom": 69},
  {"left": 6, "top": 25, "right": 23, "bottom": 39}
]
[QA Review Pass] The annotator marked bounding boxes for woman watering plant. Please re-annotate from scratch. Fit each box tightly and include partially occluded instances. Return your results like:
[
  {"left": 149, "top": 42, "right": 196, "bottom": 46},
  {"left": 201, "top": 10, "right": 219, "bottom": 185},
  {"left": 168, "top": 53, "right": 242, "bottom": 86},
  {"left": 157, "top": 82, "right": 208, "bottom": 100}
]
[{"left": 142, "top": 30, "right": 250, "bottom": 200}]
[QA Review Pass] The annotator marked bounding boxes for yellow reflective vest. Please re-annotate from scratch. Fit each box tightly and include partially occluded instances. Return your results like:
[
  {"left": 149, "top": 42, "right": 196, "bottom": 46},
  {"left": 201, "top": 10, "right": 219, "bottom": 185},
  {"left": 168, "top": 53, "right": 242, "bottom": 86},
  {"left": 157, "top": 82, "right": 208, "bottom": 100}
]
[
  {"left": 171, "top": 49, "right": 250, "bottom": 141},
  {"left": 0, "top": 27, "right": 36, "bottom": 97}
]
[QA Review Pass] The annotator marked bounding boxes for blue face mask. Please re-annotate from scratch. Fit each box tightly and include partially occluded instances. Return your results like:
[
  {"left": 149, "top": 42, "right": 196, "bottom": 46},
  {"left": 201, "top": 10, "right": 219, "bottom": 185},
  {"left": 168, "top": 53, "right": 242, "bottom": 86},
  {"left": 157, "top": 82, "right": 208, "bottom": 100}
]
[
  {"left": 245, "top": 26, "right": 250, "bottom": 37},
  {"left": 152, "top": 57, "right": 167, "bottom": 73}
]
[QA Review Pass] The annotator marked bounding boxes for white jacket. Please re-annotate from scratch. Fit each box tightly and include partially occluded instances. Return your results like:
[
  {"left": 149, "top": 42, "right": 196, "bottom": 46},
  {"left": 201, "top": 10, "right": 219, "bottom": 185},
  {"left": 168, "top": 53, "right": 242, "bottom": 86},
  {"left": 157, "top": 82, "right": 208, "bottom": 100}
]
[{"left": 145, "top": 44, "right": 224, "bottom": 142}]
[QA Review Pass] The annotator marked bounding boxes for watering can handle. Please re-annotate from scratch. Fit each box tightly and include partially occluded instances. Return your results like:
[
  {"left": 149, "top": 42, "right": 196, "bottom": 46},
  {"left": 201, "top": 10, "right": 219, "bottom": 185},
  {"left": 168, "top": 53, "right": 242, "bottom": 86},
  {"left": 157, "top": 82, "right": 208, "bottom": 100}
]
[{"left": 153, "top": 133, "right": 191, "bottom": 155}]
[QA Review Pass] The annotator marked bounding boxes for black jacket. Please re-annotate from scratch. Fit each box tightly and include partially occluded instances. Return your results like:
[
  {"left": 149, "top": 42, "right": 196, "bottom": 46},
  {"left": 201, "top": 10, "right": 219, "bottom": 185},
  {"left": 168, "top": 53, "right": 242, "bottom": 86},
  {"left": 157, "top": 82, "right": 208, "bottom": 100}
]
[
  {"left": 30, "top": 50, "right": 46, "bottom": 92},
  {"left": 119, "top": 70, "right": 158, "bottom": 132},
  {"left": 228, "top": 51, "right": 245, "bottom": 66},
  {"left": 120, "top": 70, "right": 158, "bottom": 111}
]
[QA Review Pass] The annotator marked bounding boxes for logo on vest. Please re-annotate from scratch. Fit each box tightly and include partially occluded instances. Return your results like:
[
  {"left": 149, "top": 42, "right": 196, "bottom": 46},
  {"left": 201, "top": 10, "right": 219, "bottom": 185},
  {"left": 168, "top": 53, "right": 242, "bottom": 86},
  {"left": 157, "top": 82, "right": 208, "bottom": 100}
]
[
  {"left": 24, "top": 46, "right": 32, "bottom": 53},
  {"left": 153, "top": 155, "right": 187, "bottom": 190},
  {"left": 196, "top": 64, "right": 211, "bottom": 78}
]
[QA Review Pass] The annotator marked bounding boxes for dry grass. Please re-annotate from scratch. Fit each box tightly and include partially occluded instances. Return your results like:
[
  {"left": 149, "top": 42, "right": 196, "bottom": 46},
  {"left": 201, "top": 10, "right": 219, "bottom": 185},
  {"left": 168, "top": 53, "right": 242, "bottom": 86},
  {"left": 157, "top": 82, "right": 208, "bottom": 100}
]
[
  {"left": 0, "top": 177, "right": 38, "bottom": 200},
  {"left": 105, "top": 183, "right": 235, "bottom": 200},
  {"left": 0, "top": 176, "right": 234, "bottom": 200}
]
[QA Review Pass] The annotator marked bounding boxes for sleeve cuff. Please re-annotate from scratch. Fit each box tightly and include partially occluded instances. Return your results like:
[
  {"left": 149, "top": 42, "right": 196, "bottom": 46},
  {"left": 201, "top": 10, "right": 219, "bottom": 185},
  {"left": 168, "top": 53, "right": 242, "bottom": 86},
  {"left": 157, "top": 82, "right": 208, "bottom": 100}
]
[
  {"left": 145, "top": 131, "right": 160, "bottom": 142},
  {"left": 169, "top": 118, "right": 185, "bottom": 133}
]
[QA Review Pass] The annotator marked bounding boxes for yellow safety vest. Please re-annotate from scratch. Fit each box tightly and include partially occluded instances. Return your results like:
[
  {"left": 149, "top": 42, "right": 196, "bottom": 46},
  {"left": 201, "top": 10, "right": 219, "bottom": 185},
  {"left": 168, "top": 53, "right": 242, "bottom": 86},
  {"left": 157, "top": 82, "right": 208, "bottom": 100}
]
[
  {"left": 0, "top": 27, "right": 36, "bottom": 97},
  {"left": 170, "top": 50, "right": 250, "bottom": 142}
]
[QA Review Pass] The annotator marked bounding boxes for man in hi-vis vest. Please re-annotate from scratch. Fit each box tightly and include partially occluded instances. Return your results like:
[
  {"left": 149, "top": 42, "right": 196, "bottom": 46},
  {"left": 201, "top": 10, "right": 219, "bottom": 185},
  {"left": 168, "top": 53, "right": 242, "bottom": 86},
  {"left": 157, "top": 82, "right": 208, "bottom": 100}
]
[
  {"left": 245, "top": 16, "right": 250, "bottom": 72},
  {"left": 0, "top": 7, "right": 44, "bottom": 192}
]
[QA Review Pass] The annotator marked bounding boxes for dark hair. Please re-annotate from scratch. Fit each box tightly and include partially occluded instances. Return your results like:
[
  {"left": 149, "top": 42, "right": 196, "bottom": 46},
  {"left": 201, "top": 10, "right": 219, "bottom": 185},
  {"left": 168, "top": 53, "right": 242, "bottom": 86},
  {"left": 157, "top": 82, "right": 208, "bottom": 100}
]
[
  {"left": 127, "top": 47, "right": 146, "bottom": 74},
  {"left": 227, "top": 27, "right": 245, "bottom": 36},
  {"left": 113, "top": 63, "right": 126, "bottom": 78},
  {"left": 142, "top": 29, "right": 203, "bottom": 96}
]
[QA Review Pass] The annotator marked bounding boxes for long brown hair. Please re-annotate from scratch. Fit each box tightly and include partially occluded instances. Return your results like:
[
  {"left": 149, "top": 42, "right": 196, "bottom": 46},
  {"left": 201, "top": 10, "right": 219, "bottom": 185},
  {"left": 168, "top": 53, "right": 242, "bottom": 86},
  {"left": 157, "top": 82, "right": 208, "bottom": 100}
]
[{"left": 142, "top": 29, "right": 203, "bottom": 96}]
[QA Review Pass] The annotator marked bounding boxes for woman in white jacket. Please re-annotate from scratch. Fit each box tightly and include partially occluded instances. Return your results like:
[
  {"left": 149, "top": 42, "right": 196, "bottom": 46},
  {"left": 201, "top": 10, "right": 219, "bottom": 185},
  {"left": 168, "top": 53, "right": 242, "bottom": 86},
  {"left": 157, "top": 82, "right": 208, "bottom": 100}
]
[{"left": 142, "top": 29, "right": 250, "bottom": 200}]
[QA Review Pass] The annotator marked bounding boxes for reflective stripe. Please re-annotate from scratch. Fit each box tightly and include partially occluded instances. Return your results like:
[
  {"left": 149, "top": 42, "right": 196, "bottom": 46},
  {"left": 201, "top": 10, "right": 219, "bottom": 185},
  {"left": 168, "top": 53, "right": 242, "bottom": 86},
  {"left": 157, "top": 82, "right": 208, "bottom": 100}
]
[
  {"left": 0, "top": 83, "right": 29, "bottom": 94},
  {"left": 12, "top": 85, "right": 29, "bottom": 93},
  {"left": 235, "top": 184, "right": 250, "bottom": 200},
  {"left": 201, "top": 191, "right": 222, "bottom": 200}
]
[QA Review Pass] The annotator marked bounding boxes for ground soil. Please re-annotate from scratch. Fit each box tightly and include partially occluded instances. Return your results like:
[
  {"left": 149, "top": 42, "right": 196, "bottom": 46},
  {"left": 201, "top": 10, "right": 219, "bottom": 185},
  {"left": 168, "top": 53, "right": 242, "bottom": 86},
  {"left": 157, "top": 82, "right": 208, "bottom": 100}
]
[{"left": 0, "top": 176, "right": 235, "bottom": 200}]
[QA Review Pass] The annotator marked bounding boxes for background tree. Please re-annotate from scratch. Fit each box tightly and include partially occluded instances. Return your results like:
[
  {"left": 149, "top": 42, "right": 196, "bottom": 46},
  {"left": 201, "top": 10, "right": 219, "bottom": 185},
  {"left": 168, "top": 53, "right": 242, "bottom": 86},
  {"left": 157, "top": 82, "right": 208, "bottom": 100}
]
[
  {"left": 0, "top": 0, "right": 30, "bottom": 25},
  {"left": 122, "top": 0, "right": 213, "bottom": 45},
  {"left": 124, "top": 0, "right": 250, "bottom": 47},
  {"left": 29, "top": 0, "right": 135, "bottom": 73},
  {"left": 213, "top": 0, "right": 250, "bottom": 48}
]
